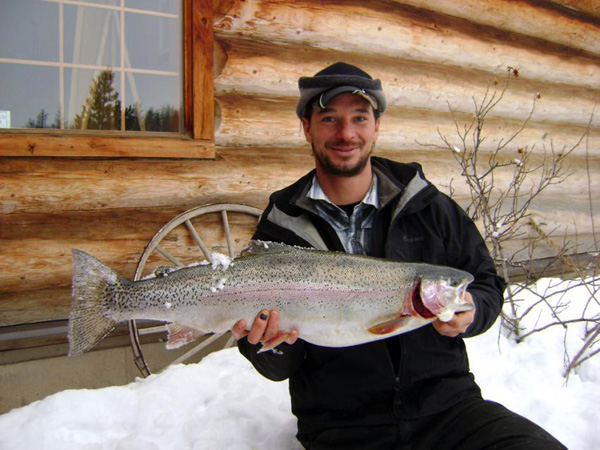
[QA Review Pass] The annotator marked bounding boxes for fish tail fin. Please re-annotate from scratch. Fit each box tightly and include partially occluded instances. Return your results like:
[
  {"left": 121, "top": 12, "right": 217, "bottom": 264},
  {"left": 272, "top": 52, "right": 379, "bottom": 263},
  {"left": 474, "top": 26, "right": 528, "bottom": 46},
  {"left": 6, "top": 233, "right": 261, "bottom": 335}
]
[{"left": 68, "top": 249, "right": 121, "bottom": 356}]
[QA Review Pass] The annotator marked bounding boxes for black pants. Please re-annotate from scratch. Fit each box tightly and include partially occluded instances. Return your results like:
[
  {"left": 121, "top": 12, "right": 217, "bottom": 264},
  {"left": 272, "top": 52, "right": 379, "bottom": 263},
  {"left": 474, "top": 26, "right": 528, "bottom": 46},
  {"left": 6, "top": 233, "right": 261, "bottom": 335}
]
[{"left": 301, "top": 398, "right": 567, "bottom": 450}]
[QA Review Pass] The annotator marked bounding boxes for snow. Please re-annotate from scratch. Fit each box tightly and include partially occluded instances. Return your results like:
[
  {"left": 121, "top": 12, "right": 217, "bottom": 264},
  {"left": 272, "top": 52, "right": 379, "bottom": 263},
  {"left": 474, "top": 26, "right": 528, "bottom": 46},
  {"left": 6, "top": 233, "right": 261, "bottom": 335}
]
[
  {"left": 211, "top": 253, "right": 233, "bottom": 271},
  {"left": 140, "top": 253, "right": 231, "bottom": 282},
  {"left": 1, "top": 279, "right": 599, "bottom": 450}
]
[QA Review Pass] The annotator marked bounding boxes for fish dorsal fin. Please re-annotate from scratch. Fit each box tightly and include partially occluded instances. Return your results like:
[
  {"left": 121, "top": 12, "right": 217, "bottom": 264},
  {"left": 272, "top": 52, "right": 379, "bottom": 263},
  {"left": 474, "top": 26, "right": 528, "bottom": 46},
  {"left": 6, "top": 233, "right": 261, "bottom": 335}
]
[{"left": 240, "top": 240, "right": 310, "bottom": 257}]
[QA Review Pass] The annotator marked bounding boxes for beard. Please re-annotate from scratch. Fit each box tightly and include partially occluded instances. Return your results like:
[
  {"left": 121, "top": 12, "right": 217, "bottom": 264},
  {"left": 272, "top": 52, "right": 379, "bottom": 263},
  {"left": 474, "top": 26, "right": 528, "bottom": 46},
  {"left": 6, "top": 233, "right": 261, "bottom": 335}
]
[{"left": 312, "top": 142, "right": 373, "bottom": 177}]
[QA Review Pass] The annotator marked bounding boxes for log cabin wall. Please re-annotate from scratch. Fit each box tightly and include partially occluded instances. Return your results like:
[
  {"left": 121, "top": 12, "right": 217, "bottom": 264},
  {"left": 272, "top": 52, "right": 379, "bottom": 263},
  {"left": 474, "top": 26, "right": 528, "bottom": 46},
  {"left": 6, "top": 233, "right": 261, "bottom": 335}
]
[{"left": 1, "top": 0, "right": 599, "bottom": 340}]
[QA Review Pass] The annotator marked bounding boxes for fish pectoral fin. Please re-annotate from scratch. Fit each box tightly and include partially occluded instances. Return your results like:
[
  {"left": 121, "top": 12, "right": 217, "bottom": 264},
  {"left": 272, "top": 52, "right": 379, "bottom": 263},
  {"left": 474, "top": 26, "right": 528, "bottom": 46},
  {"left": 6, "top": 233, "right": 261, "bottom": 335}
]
[
  {"left": 166, "top": 323, "right": 206, "bottom": 350},
  {"left": 368, "top": 316, "right": 413, "bottom": 335},
  {"left": 257, "top": 332, "right": 291, "bottom": 354}
]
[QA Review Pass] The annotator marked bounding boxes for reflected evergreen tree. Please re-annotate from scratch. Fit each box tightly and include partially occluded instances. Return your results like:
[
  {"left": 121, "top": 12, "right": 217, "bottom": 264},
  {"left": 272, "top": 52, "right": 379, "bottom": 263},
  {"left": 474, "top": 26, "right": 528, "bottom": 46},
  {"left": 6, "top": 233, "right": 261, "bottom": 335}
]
[
  {"left": 72, "top": 69, "right": 119, "bottom": 130},
  {"left": 67, "top": 68, "right": 179, "bottom": 132},
  {"left": 115, "top": 100, "right": 141, "bottom": 131},
  {"left": 25, "top": 108, "right": 61, "bottom": 129},
  {"left": 52, "top": 109, "right": 61, "bottom": 129},
  {"left": 145, "top": 106, "right": 180, "bottom": 132},
  {"left": 25, "top": 109, "right": 49, "bottom": 128}
]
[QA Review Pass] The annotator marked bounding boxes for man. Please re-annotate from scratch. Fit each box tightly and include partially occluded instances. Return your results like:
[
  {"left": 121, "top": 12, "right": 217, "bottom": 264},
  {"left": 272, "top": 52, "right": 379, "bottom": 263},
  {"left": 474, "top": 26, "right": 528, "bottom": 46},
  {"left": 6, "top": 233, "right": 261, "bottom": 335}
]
[{"left": 232, "top": 62, "right": 565, "bottom": 449}]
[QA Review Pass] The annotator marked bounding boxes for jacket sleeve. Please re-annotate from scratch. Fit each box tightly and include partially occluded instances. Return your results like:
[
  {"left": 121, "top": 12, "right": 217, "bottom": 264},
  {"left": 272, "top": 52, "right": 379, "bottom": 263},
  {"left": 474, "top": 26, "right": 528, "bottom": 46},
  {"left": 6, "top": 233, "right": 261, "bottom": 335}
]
[
  {"left": 237, "top": 337, "right": 306, "bottom": 381},
  {"left": 441, "top": 196, "right": 507, "bottom": 337}
]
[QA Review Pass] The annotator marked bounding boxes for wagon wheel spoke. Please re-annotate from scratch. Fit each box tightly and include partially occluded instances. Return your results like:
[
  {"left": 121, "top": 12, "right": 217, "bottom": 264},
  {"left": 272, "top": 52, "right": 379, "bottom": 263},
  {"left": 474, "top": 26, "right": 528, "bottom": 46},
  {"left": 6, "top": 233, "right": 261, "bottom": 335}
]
[
  {"left": 185, "top": 219, "right": 212, "bottom": 263},
  {"left": 155, "top": 245, "right": 184, "bottom": 267},
  {"left": 222, "top": 210, "right": 235, "bottom": 259},
  {"left": 127, "top": 203, "right": 262, "bottom": 377}
]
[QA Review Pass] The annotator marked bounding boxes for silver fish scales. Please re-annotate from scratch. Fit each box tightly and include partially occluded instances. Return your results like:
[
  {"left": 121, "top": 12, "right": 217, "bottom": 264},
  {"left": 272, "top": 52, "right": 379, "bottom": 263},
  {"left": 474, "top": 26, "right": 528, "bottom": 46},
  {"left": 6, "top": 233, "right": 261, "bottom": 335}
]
[{"left": 68, "top": 241, "right": 474, "bottom": 356}]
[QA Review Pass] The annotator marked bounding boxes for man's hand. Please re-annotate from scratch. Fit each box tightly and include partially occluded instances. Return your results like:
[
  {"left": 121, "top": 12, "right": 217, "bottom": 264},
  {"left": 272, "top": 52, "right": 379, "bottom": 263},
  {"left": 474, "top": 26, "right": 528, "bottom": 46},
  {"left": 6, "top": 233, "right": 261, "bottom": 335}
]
[
  {"left": 232, "top": 310, "right": 299, "bottom": 351},
  {"left": 432, "top": 292, "right": 475, "bottom": 337}
]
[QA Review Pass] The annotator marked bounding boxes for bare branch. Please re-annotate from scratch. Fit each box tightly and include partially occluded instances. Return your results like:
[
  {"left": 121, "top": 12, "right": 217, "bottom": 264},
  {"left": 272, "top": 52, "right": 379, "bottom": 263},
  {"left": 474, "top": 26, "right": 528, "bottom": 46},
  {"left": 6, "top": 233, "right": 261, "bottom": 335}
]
[{"left": 422, "top": 67, "right": 600, "bottom": 375}]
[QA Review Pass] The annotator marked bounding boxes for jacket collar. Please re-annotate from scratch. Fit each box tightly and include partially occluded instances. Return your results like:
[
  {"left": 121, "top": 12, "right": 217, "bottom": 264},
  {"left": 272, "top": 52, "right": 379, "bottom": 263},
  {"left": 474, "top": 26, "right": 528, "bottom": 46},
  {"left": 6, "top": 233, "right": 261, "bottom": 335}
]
[
  {"left": 262, "top": 157, "right": 437, "bottom": 251},
  {"left": 291, "top": 157, "right": 433, "bottom": 216}
]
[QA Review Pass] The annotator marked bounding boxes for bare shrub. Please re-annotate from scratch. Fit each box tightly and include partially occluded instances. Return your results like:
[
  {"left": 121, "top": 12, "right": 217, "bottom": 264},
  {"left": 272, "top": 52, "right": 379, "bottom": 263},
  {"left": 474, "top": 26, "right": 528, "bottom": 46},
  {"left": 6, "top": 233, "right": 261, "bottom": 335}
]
[{"left": 421, "top": 67, "right": 599, "bottom": 377}]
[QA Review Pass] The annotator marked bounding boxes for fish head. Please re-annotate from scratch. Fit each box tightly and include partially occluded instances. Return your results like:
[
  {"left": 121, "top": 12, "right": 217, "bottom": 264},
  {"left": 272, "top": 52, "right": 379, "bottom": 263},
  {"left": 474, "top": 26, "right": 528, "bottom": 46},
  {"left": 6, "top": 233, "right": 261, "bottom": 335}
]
[{"left": 416, "top": 266, "right": 474, "bottom": 321}]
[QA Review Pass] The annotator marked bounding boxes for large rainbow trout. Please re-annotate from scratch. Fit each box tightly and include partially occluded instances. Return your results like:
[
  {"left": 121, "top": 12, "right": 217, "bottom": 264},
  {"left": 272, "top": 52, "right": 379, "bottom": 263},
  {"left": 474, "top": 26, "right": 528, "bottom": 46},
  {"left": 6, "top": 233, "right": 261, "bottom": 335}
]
[{"left": 68, "top": 241, "right": 474, "bottom": 356}]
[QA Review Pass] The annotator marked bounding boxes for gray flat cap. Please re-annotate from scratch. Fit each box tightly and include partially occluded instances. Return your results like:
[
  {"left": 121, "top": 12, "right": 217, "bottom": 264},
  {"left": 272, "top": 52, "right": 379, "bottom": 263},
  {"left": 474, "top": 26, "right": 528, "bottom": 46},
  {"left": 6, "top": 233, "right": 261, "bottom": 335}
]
[{"left": 296, "top": 62, "right": 386, "bottom": 119}]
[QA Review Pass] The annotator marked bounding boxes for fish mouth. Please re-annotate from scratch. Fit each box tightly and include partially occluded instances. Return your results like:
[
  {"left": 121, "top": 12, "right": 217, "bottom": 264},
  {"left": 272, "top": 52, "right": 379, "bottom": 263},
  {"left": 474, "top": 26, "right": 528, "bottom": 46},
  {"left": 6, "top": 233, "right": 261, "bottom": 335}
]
[
  {"left": 416, "top": 278, "right": 472, "bottom": 318},
  {"left": 412, "top": 279, "right": 471, "bottom": 319}
]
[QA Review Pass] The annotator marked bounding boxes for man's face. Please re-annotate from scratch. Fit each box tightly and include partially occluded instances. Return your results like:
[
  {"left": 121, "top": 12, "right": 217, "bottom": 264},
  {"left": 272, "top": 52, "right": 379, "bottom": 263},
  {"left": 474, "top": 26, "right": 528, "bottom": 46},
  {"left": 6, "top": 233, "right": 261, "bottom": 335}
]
[{"left": 302, "top": 93, "right": 380, "bottom": 178}]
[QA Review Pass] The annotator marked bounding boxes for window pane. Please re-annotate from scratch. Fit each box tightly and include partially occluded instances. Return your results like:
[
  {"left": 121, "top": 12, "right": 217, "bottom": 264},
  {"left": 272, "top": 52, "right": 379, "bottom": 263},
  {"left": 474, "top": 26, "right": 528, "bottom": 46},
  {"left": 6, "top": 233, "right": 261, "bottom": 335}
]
[
  {"left": 71, "top": 1, "right": 120, "bottom": 6},
  {"left": 126, "top": 10, "right": 181, "bottom": 72},
  {"left": 126, "top": 0, "right": 179, "bottom": 15},
  {"left": 64, "top": 4, "right": 121, "bottom": 67},
  {"left": 65, "top": 68, "right": 122, "bottom": 130},
  {"left": 126, "top": 72, "right": 182, "bottom": 132},
  {"left": 0, "top": 0, "right": 59, "bottom": 61},
  {"left": 1, "top": 0, "right": 184, "bottom": 133},
  {"left": 0, "top": 63, "right": 60, "bottom": 129}
]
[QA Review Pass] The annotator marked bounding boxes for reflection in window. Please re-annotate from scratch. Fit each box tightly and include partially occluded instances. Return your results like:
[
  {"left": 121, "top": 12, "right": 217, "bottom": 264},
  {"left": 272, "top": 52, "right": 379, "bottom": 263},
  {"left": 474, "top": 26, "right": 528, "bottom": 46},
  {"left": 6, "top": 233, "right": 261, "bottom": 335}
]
[{"left": 0, "top": 0, "right": 182, "bottom": 133}]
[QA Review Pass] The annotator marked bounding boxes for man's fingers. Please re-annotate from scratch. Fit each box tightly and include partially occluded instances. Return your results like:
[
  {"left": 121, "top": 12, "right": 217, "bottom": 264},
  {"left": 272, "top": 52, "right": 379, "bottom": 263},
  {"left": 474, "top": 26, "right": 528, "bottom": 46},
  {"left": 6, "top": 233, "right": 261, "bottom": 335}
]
[
  {"left": 247, "top": 310, "right": 270, "bottom": 344},
  {"left": 463, "top": 291, "right": 474, "bottom": 305},
  {"left": 433, "top": 309, "right": 474, "bottom": 337},
  {"left": 258, "top": 332, "right": 291, "bottom": 353},
  {"left": 231, "top": 319, "right": 248, "bottom": 340},
  {"left": 264, "top": 310, "right": 281, "bottom": 341},
  {"left": 286, "top": 329, "right": 299, "bottom": 345},
  {"left": 234, "top": 309, "right": 298, "bottom": 347}
]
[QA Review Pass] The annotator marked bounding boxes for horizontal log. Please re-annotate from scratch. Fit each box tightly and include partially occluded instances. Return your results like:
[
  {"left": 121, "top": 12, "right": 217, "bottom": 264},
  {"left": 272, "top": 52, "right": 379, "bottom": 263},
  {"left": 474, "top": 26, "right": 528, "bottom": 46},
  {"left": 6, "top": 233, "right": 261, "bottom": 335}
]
[
  {"left": 214, "top": 0, "right": 600, "bottom": 89},
  {"left": 0, "top": 239, "right": 148, "bottom": 293},
  {"left": 0, "top": 288, "right": 71, "bottom": 327},
  {"left": 0, "top": 208, "right": 262, "bottom": 292},
  {"left": 2, "top": 149, "right": 598, "bottom": 219},
  {"left": 2, "top": 188, "right": 595, "bottom": 245},
  {"left": 0, "top": 148, "right": 315, "bottom": 215},
  {"left": 548, "top": 0, "right": 600, "bottom": 19},
  {"left": 505, "top": 252, "right": 599, "bottom": 282},
  {"left": 0, "top": 208, "right": 186, "bottom": 241},
  {"left": 1, "top": 150, "right": 597, "bottom": 219},
  {"left": 389, "top": 0, "right": 600, "bottom": 55},
  {"left": 1, "top": 145, "right": 598, "bottom": 223},
  {"left": 379, "top": 106, "right": 600, "bottom": 160},
  {"left": 215, "top": 93, "right": 600, "bottom": 154},
  {"left": 214, "top": 36, "right": 600, "bottom": 127}
]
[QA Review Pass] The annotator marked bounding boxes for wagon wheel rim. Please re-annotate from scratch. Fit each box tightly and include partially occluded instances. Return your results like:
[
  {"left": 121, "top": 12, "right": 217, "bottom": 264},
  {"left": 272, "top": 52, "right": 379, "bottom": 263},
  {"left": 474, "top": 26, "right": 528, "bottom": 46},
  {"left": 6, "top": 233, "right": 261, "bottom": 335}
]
[{"left": 128, "top": 203, "right": 262, "bottom": 377}]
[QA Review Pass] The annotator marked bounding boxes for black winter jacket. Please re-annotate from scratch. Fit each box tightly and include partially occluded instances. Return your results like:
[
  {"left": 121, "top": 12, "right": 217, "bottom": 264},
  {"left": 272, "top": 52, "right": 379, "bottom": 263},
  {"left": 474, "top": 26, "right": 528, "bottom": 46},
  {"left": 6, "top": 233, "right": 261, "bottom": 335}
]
[{"left": 238, "top": 157, "right": 506, "bottom": 442}]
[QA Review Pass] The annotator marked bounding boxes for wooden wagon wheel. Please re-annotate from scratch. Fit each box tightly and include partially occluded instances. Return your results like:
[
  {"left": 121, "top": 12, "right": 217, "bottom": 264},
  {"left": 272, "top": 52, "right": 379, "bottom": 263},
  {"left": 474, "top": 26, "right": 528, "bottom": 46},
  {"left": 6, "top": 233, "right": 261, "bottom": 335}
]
[{"left": 128, "top": 203, "right": 262, "bottom": 377}]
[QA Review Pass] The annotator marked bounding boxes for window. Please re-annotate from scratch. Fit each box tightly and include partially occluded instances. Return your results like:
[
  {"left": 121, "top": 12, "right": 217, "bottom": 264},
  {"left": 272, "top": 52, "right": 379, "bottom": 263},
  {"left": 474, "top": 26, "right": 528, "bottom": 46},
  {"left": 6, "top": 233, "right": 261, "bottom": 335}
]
[{"left": 0, "top": 0, "right": 214, "bottom": 158}]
